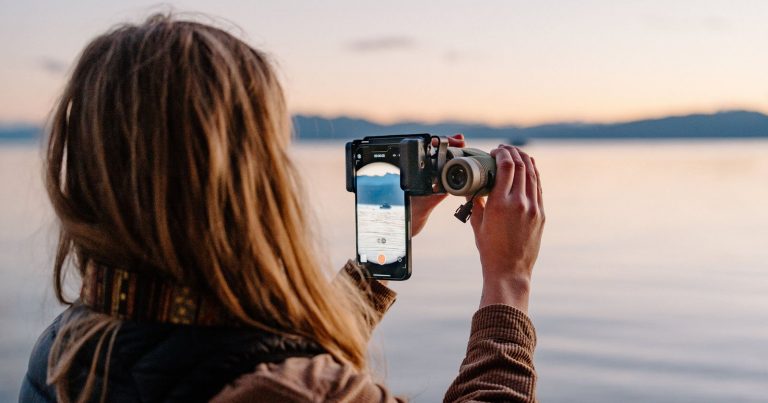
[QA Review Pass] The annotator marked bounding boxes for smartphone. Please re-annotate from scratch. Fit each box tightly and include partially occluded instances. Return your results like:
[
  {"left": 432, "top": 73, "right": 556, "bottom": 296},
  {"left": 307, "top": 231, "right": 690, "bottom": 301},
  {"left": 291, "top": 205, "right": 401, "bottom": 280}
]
[{"left": 353, "top": 138, "right": 411, "bottom": 280}]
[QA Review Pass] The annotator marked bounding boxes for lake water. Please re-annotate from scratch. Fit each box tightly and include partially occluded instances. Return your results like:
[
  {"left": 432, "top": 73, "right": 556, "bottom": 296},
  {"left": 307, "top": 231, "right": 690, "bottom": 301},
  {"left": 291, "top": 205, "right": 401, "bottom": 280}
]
[{"left": 1, "top": 140, "right": 767, "bottom": 402}]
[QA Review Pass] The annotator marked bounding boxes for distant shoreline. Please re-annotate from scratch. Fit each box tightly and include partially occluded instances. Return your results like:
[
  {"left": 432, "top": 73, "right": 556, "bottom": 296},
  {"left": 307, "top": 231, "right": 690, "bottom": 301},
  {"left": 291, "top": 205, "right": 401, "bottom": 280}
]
[
  {"left": 291, "top": 110, "right": 768, "bottom": 142},
  {"left": 6, "top": 137, "right": 768, "bottom": 148},
  {"left": 4, "top": 110, "right": 768, "bottom": 143}
]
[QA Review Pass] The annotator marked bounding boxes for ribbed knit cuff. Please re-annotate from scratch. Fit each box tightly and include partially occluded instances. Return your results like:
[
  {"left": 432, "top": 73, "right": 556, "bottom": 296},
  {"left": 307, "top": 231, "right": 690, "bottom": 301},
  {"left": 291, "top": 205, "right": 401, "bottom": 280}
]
[
  {"left": 469, "top": 304, "right": 537, "bottom": 350},
  {"left": 340, "top": 259, "right": 397, "bottom": 317},
  {"left": 367, "top": 275, "right": 397, "bottom": 315}
]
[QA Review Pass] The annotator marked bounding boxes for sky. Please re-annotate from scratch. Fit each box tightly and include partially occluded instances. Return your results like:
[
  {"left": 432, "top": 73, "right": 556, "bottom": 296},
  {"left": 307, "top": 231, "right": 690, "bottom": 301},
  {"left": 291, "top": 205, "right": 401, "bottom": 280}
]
[{"left": 1, "top": 0, "right": 767, "bottom": 126}]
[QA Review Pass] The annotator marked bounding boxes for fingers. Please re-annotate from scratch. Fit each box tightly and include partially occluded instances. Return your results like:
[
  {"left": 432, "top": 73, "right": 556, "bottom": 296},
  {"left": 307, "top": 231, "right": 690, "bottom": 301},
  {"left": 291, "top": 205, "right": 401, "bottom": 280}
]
[
  {"left": 448, "top": 137, "right": 465, "bottom": 147},
  {"left": 504, "top": 146, "right": 526, "bottom": 200},
  {"left": 532, "top": 157, "right": 544, "bottom": 215},
  {"left": 491, "top": 145, "right": 538, "bottom": 207},
  {"left": 518, "top": 149, "right": 537, "bottom": 206},
  {"left": 469, "top": 196, "right": 486, "bottom": 232},
  {"left": 431, "top": 133, "right": 466, "bottom": 148},
  {"left": 446, "top": 133, "right": 465, "bottom": 148},
  {"left": 489, "top": 147, "right": 514, "bottom": 200}
]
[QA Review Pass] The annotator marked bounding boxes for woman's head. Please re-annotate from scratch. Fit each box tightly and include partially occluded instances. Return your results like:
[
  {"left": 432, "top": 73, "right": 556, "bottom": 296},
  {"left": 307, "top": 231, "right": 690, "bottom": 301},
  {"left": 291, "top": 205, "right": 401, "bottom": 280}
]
[{"left": 46, "top": 13, "right": 372, "bottom": 373}]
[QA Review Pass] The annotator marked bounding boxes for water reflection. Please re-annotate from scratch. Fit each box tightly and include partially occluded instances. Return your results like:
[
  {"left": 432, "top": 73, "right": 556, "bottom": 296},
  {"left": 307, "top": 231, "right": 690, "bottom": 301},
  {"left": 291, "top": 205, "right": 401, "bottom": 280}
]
[{"left": 1, "top": 140, "right": 767, "bottom": 402}]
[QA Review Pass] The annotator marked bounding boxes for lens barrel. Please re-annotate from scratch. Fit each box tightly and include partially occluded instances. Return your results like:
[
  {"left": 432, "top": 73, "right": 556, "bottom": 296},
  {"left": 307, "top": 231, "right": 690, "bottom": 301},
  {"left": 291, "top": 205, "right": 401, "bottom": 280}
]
[{"left": 441, "top": 154, "right": 495, "bottom": 196}]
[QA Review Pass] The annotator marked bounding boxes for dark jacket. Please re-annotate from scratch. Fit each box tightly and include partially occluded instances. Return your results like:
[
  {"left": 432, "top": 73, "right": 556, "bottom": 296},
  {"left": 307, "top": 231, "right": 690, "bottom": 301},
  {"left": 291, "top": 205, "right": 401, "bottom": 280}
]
[{"left": 19, "top": 304, "right": 323, "bottom": 402}]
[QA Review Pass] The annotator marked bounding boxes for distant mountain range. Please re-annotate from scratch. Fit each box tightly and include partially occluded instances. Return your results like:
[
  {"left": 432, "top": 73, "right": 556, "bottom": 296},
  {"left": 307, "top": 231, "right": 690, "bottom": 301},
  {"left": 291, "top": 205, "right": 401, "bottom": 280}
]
[
  {"left": 293, "top": 110, "right": 768, "bottom": 141},
  {"left": 3, "top": 110, "right": 768, "bottom": 143},
  {"left": 0, "top": 124, "right": 40, "bottom": 142}
]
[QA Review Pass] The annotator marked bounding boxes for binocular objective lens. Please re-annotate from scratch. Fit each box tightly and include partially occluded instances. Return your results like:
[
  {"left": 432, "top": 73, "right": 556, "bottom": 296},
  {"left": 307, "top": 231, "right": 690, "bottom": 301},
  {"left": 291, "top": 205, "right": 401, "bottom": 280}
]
[{"left": 447, "top": 165, "right": 468, "bottom": 190}]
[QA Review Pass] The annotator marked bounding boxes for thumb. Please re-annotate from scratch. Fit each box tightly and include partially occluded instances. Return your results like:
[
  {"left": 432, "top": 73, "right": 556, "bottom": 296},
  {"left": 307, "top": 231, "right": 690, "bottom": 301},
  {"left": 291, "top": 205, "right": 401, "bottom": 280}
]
[
  {"left": 469, "top": 196, "right": 485, "bottom": 232},
  {"left": 417, "top": 193, "right": 447, "bottom": 212}
]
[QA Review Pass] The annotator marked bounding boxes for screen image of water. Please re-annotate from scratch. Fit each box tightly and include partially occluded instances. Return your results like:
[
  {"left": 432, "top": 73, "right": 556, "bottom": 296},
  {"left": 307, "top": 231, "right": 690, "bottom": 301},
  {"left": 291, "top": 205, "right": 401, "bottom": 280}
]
[
  {"left": 356, "top": 204, "right": 406, "bottom": 265},
  {"left": 355, "top": 161, "right": 407, "bottom": 265}
]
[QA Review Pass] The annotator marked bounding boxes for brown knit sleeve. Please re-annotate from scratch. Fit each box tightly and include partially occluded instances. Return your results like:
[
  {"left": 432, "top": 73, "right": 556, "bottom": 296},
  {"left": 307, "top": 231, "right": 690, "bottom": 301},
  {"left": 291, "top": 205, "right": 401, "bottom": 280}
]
[
  {"left": 443, "top": 304, "right": 538, "bottom": 403},
  {"left": 337, "top": 259, "right": 397, "bottom": 328},
  {"left": 211, "top": 354, "right": 409, "bottom": 403}
]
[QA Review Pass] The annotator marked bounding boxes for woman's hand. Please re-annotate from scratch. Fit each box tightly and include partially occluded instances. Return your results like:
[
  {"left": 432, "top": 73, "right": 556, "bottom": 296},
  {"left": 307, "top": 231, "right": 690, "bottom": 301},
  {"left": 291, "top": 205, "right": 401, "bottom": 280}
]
[
  {"left": 410, "top": 134, "right": 466, "bottom": 237},
  {"left": 469, "top": 145, "right": 544, "bottom": 313}
]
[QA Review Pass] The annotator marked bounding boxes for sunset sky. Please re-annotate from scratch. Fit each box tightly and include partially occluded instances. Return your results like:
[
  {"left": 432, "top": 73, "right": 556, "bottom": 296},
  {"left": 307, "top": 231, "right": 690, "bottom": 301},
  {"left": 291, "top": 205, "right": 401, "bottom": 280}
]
[{"left": 1, "top": 0, "right": 767, "bottom": 126}]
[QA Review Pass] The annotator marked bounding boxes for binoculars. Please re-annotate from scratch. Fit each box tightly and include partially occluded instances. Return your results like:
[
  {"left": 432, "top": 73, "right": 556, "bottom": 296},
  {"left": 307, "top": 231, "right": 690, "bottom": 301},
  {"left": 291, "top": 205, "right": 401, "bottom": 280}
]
[{"left": 346, "top": 134, "right": 496, "bottom": 197}]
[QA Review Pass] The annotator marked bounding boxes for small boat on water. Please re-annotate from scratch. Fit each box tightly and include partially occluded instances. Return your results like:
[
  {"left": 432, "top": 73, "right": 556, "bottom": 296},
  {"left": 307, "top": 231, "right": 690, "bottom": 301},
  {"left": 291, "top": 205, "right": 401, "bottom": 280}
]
[
  {"left": 509, "top": 137, "right": 529, "bottom": 146},
  {"left": 380, "top": 203, "right": 391, "bottom": 209}
]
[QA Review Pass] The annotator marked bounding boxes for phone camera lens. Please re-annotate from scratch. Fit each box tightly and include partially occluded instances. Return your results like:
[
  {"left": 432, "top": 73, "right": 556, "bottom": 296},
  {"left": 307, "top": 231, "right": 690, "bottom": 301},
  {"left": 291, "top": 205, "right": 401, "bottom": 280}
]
[{"left": 447, "top": 165, "right": 468, "bottom": 190}]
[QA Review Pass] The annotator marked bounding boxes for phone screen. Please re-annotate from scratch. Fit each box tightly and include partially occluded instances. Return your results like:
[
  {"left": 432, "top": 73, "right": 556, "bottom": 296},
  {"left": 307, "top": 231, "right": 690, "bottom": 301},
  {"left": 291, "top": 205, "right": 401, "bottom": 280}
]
[{"left": 354, "top": 143, "right": 410, "bottom": 279}]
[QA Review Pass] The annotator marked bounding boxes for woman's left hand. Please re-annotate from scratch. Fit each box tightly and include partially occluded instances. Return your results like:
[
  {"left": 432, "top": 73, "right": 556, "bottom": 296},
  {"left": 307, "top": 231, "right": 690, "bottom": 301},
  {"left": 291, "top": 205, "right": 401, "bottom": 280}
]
[{"left": 410, "top": 134, "right": 466, "bottom": 237}]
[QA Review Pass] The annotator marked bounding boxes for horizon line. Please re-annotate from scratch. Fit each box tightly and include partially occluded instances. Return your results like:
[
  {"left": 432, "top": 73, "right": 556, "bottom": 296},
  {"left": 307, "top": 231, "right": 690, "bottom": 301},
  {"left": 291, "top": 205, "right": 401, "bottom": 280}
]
[
  {"left": 1, "top": 108, "right": 765, "bottom": 130},
  {"left": 293, "top": 107, "right": 767, "bottom": 129}
]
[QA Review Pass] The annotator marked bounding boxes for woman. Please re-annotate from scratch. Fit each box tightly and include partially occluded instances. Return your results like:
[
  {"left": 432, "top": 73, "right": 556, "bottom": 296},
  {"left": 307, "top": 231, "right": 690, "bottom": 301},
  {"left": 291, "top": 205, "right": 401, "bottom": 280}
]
[{"left": 20, "top": 14, "right": 544, "bottom": 403}]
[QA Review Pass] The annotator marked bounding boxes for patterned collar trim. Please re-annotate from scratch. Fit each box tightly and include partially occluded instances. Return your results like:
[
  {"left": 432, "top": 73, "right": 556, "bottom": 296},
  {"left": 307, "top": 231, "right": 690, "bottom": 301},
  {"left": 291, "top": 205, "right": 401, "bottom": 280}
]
[{"left": 80, "top": 263, "right": 233, "bottom": 325}]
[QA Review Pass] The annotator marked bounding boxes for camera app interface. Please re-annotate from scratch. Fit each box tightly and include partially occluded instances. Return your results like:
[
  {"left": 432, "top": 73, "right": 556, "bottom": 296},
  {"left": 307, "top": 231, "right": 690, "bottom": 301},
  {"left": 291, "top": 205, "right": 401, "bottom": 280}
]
[{"left": 356, "top": 161, "right": 406, "bottom": 266}]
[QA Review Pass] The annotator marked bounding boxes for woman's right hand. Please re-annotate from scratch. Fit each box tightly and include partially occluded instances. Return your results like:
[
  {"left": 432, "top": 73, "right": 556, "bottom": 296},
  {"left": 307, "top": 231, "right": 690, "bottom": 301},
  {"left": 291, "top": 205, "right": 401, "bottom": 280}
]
[{"left": 469, "top": 145, "right": 545, "bottom": 313}]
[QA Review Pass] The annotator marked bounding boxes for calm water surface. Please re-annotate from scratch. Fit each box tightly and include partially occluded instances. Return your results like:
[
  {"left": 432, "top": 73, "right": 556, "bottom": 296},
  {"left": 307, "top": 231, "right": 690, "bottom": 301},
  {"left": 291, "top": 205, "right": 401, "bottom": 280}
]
[{"left": 1, "top": 140, "right": 767, "bottom": 402}]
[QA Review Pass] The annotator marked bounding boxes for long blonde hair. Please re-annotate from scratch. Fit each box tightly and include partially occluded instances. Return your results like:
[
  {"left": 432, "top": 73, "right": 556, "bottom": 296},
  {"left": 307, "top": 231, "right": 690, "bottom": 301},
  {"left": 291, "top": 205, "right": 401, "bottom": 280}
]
[{"left": 45, "top": 13, "right": 374, "bottom": 402}]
